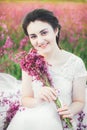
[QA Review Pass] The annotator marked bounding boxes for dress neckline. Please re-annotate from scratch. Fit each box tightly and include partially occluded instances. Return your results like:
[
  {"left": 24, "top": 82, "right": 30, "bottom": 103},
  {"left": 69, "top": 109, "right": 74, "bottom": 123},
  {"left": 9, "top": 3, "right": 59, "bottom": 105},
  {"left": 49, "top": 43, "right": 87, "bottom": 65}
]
[{"left": 49, "top": 50, "right": 73, "bottom": 70}]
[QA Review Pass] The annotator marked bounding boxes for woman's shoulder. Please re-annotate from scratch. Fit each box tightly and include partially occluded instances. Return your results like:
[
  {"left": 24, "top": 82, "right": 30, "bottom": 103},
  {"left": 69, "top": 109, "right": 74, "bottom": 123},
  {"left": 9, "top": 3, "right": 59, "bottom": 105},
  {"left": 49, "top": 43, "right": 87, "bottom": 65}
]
[
  {"left": 64, "top": 50, "right": 83, "bottom": 63},
  {"left": 64, "top": 50, "right": 87, "bottom": 72}
]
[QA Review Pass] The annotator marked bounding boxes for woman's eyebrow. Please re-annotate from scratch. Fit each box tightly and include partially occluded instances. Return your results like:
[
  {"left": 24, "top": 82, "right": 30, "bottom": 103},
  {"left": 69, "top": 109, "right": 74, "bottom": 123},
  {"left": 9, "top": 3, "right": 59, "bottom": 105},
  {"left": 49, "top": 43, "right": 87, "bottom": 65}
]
[
  {"left": 29, "top": 28, "right": 48, "bottom": 36},
  {"left": 29, "top": 33, "right": 36, "bottom": 36},
  {"left": 39, "top": 28, "right": 48, "bottom": 33}
]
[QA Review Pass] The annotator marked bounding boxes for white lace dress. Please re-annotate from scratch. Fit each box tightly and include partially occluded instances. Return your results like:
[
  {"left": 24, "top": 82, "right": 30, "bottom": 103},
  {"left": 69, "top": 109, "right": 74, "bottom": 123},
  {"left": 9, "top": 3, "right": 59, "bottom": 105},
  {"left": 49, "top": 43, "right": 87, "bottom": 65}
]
[{"left": 7, "top": 54, "right": 87, "bottom": 130}]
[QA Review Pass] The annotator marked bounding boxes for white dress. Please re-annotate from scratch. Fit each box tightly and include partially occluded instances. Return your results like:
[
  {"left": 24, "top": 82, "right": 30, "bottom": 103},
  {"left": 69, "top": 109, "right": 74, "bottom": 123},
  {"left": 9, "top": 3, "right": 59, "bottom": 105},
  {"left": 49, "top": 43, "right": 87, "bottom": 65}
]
[{"left": 7, "top": 53, "right": 87, "bottom": 130}]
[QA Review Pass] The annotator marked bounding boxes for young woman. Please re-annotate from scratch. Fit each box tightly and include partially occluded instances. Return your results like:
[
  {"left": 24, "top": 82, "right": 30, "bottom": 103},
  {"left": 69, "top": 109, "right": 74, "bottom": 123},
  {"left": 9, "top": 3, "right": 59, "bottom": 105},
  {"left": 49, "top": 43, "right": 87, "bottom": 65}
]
[{"left": 7, "top": 9, "right": 87, "bottom": 130}]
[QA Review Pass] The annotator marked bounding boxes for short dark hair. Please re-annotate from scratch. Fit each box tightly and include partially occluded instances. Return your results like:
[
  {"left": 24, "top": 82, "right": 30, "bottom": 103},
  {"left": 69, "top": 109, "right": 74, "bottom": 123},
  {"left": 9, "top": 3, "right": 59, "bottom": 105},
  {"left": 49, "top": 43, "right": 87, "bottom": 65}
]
[{"left": 22, "top": 8, "right": 61, "bottom": 46}]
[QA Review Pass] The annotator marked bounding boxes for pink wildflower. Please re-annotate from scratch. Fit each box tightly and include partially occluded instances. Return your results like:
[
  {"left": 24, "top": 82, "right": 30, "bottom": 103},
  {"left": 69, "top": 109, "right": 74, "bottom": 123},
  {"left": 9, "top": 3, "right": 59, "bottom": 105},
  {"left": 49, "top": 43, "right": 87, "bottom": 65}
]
[
  {"left": 19, "top": 48, "right": 73, "bottom": 129},
  {"left": 0, "top": 33, "right": 4, "bottom": 40},
  {"left": 3, "top": 36, "right": 13, "bottom": 49},
  {"left": 20, "top": 49, "right": 52, "bottom": 86},
  {"left": 19, "top": 36, "right": 29, "bottom": 49},
  {"left": 0, "top": 23, "right": 8, "bottom": 32},
  {"left": 0, "top": 47, "right": 7, "bottom": 57}
]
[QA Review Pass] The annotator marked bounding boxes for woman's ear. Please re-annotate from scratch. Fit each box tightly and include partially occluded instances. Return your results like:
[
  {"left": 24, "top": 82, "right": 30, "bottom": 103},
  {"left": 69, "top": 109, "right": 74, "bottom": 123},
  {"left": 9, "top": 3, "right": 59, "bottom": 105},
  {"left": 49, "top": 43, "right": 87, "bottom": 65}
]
[{"left": 54, "top": 28, "right": 58, "bottom": 36}]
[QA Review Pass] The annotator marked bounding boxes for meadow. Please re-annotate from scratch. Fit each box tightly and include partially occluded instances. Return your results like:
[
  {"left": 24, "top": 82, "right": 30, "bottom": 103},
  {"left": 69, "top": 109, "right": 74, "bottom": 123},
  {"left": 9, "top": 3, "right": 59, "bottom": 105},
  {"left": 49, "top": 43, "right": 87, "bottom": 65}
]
[{"left": 0, "top": 1, "right": 87, "bottom": 79}]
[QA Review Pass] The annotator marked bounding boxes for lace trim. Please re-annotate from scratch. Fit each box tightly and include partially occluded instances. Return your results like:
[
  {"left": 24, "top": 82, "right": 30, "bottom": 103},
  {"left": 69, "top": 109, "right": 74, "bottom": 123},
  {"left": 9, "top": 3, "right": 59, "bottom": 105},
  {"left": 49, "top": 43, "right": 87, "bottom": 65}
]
[
  {"left": 49, "top": 55, "right": 87, "bottom": 81},
  {"left": 48, "top": 55, "right": 77, "bottom": 81}
]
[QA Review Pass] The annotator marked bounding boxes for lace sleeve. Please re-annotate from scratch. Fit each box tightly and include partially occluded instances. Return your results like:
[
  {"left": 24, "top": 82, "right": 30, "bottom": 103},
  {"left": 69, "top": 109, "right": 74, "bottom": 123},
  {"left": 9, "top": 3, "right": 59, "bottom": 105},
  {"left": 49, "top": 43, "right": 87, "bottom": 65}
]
[
  {"left": 74, "top": 58, "right": 87, "bottom": 79},
  {"left": 72, "top": 58, "right": 87, "bottom": 113}
]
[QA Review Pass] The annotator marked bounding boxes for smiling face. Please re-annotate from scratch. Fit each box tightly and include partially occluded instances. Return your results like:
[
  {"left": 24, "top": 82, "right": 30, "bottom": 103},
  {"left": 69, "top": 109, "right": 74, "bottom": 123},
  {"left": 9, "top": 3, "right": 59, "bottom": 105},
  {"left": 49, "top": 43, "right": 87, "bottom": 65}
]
[{"left": 27, "top": 20, "right": 58, "bottom": 56}]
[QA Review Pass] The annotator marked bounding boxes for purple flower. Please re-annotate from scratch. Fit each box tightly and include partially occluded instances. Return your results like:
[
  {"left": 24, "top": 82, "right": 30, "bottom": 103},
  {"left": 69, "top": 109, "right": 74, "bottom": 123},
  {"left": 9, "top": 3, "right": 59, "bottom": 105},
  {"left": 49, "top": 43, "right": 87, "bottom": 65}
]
[
  {"left": 0, "top": 33, "right": 4, "bottom": 40},
  {"left": 20, "top": 49, "right": 52, "bottom": 86},
  {"left": 19, "top": 48, "right": 73, "bottom": 129},
  {"left": 4, "top": 102, "right": 20, "bottom": 130},
  {"left": 19, "top": 36, "right": 28, "bottom": 49},
  {"left": 0, "top": 23, "right": 8, "bottom": 32},
  {"left": 77, "top": 111, "right": 87, "bottom": 130},
  {"left": 0, "top": 91, "right": 21, "bottom": 130},
  {"left": 3, "top": 36, "right": 13, "bottom": 49},
  {"left": 0, "top": 47, "right": 7, "bottom": 57}
]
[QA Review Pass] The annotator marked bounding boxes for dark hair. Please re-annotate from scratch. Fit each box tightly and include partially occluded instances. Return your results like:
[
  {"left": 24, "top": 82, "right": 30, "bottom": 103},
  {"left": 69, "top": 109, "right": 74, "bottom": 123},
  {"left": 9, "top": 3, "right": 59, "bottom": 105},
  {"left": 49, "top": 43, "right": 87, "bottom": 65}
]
[{"left": 22, "top": 9, "right": 61, "bottom": 47}]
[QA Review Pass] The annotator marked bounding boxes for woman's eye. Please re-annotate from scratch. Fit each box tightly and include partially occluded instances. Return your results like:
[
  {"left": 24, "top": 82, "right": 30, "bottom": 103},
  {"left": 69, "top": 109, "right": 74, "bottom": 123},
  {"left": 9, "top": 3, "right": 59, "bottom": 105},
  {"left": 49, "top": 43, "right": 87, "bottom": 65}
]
[
  {"left": 30, "top": 35, "right": 37, "bottom": 39},
  {"left": 41, "top": 31, "right": 48, "bottom": 35}
]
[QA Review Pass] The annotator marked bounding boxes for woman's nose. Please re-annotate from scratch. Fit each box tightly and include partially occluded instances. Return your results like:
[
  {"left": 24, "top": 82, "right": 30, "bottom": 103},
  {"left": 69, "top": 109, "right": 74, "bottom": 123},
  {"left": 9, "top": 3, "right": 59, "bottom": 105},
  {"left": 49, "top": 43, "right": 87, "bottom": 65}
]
[{"left": 37, "top": 36, "right": 44, "bottom": 45}]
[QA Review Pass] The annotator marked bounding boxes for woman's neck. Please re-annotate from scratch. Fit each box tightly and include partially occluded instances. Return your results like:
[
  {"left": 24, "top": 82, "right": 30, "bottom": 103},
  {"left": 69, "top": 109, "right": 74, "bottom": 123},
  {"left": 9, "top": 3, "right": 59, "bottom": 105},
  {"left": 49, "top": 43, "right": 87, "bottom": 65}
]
[{"left": 44, "top": 48, "right": 63, "bottom": 65}]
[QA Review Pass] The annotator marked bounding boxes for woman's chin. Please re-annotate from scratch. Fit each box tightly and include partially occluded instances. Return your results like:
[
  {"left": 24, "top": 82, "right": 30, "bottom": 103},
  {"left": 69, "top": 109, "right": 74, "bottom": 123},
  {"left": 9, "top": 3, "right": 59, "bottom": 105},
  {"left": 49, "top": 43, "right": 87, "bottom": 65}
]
[{"left": 38, "top": 47, "right": 51, "bottom": 56}]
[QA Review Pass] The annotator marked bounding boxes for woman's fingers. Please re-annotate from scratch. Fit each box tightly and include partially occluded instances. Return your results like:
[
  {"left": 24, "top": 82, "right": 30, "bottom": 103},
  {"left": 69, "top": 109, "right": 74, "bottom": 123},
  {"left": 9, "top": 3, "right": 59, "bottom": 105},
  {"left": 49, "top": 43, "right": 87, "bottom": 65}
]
[
  {"left": 38, "top": 87, "right": 57, "bottom": 102},
  {"left": 45, "top": 88, "right": 57, "bottom": 101},
  {"left": 57, "top": 104, "right": 73, "bottom": 119},
  {"left": 50, "top": 87, "right": 58, "bottom": 97},
  {"left": 40, "top": 94, "right": 50, "bottom": 102},
  {"left": 41, "top": 89, "right": 57, "bottom": 102},
  {"left": 62, "top": 113, "right": 73, "bottom": 119}
]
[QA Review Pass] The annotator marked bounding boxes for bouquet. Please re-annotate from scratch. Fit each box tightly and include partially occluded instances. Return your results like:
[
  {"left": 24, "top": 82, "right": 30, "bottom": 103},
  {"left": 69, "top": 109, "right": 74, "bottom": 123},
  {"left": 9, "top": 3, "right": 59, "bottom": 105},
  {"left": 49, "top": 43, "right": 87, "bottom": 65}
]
[{"left": 19, "top": 48, "right": 73, "bottom": 129}]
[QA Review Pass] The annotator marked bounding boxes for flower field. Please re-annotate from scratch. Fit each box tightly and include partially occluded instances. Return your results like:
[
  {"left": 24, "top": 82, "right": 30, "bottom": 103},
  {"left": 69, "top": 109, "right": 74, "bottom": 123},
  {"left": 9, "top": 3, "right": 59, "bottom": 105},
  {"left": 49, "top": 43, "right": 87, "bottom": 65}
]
[{"left": 0, "top": 1, "right": 87, "bottom": 79}]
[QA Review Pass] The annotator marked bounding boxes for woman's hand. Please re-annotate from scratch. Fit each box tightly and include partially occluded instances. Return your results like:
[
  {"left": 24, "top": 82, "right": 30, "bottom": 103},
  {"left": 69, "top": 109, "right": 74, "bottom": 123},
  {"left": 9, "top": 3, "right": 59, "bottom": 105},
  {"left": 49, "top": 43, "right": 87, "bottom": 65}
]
[
  {"left": 37, "top": 87, "right": 58, "bottom": 102},
  {"left": 57, "top": 104, "right": 73, "bottom": 121}
]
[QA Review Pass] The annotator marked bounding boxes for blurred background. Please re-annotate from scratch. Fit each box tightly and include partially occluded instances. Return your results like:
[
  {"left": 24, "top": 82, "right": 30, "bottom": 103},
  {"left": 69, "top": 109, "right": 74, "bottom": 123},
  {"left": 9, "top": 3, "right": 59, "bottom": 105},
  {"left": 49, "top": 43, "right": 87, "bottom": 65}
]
[{"left": 0, "top": 0, "right": 87, "bottom": 79}]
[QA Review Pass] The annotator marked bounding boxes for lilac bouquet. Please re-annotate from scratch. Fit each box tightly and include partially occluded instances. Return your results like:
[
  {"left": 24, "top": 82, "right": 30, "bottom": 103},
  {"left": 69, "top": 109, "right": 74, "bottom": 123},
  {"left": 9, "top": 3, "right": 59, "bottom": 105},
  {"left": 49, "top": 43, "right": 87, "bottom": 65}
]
[{"left": 19, "top": 49, "right": 73, "bottom": 129}]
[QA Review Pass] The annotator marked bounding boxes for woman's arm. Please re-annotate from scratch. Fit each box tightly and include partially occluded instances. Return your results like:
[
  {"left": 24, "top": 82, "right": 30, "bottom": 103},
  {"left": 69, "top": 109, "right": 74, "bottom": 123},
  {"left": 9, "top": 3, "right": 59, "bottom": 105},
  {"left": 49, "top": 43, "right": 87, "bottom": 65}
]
[
  {"left": 58, "top": 76, "right": 86, "bottom": 119},
  {"left": 21, "top": 70, "right": 57, "bottom": 108},
  {"left": 69, "top": 76, "right": 86, "bottom": 115},
  {"left": 21, "top": 70, "right": 39, "bottom": 108}
]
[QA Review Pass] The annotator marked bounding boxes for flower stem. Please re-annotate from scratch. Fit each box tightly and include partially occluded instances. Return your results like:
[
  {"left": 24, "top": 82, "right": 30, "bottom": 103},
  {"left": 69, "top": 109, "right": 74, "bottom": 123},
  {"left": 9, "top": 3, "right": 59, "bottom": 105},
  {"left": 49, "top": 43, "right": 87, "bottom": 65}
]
[
  {"left": 43, "top": 75, "right": 73, "bottom": 129},
  {"left": 55, "top": 97, "right": 73, "bottom": 129},
  {"left": 55, "top": 97, "right": 62, "bottom": 108}
]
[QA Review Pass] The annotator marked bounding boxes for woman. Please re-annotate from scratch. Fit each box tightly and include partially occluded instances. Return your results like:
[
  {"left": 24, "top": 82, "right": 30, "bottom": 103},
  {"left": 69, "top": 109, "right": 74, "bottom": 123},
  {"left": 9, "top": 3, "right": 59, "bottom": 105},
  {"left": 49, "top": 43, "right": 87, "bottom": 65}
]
[{"left": 7, "top": 9, "right": 87, "bottom": 130}]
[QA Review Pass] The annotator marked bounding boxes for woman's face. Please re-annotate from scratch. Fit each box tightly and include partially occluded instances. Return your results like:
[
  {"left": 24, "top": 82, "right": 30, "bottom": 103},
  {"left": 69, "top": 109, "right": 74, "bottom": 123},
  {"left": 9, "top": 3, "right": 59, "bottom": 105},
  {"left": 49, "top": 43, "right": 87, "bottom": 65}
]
[{"left": 27, "top": 20, "right": 58, "bottom": 55}]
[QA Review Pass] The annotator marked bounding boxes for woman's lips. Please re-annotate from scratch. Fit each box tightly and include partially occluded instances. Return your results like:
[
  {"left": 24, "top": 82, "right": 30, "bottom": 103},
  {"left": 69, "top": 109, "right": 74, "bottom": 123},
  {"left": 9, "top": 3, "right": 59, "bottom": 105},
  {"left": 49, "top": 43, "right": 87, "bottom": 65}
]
[{"left": 39, "top": 43, "right": 48, "bottom": 48}]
